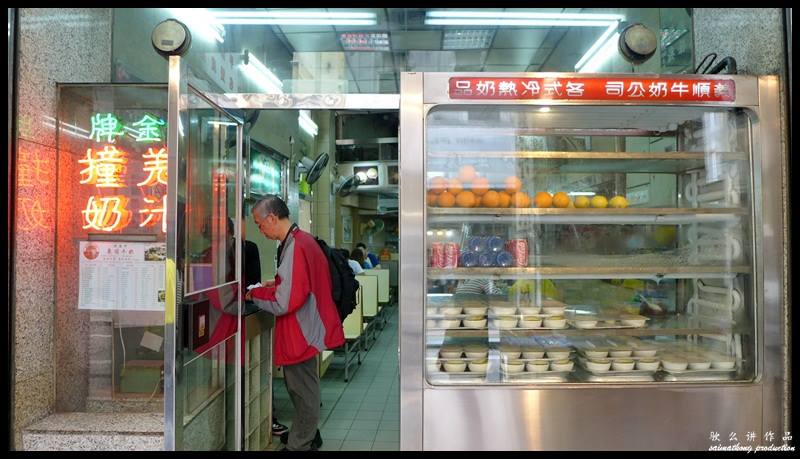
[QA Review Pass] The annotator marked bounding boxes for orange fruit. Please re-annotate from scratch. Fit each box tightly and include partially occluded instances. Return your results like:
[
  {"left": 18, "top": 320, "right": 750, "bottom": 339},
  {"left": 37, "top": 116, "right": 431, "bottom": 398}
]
[
  {"left": 591, "top": 195, "right": 608, "bottom": 208},
  {"left": 472, "top": 177, "right": 490, "bottom": 196},
  {"left": 437, "top": 191, "right": 456, "bottom": 207},
  {"left": 511, "top": 191, "right": 531, "bottom": 208},
  {"left": 481, "top": 190, "right": 501, "bottom": 208},
  {"left": 552, "top": 192, "right": 571, "bottom": 208},
  {"left": 429, "top": 176, "right": 447, "bottom": 194},
  {"left": 447, "top": 178, "right": 463, "bottom": 195},
  {"left": 455, "top": 190, "right": 476, "bottom": 208},
  {"left": 427, "top": 191, "right": 439, "bottom": 206},
  {"left": 534, "top": 191, "right": 553, "bottom": 208},
  {"left": 574, "top": 196, "right": 590, "bottom": 208},
  {"left": 458, "top": 165, "right": 478, "bottom": 183},
  {"left": 504, "top": 176, "right": 523, "bottom": 194},
  {"left": 498, "top": 191, "right": 512, "bottom": 208}
]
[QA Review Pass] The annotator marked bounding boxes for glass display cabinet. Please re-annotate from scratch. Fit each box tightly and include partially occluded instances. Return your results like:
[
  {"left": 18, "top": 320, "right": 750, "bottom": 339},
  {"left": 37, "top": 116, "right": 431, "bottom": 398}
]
[{"left": 399, "top": 73, "right": 786, "bottom": 450}]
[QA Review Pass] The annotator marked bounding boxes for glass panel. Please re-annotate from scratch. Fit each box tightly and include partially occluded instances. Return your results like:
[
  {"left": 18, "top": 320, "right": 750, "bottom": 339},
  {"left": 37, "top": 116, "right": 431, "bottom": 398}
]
[
  {"left": 56, "top": 84, "right": 168, "bottom": 410},
  {"left": 424, "top": 105, "right": 755, "bottom": 385},
  {"left": 184, "top": 88, "right": 239, "bottom": 294},
  {"left": 111, "top": 8, "right": 694, "bottom": 92}
]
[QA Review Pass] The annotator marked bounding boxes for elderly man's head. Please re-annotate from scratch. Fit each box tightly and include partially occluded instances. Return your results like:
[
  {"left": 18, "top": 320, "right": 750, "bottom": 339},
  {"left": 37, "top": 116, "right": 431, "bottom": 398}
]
[{"left": 252, "top": 194, "right": 292, "bottom": 241}]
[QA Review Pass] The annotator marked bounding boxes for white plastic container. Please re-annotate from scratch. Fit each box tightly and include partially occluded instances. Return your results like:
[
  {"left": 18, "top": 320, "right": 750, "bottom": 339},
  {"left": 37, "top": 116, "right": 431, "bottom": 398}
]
[
  {"left": 525, "top": 360, "right": 550, "bottom": 373},
  {"left": 611, "top": 359, "right": 635, "bottom": 371},
  {"left": 443, "top": 360, "right": 467, "bottom": 372},
  {"left": 518, "top": 317, "right": 543, "bottom": 328},
  {"left": 585, "top": 359, "right": 612, "bottom": 372},
  {"left": 543, "top": 316, "right": 567, "bottom": 328},
  {"left": 636, "top": 359, "right": 660, "bottom": 371},
  {"left": 462, "top": 316, "right": 487, "bottom": 328},
  {"left": 501, "top": 360, "right": 525, "bottom": 374},
  {"left": 549, "top": 359, "right": 574, "bottom": 372}
]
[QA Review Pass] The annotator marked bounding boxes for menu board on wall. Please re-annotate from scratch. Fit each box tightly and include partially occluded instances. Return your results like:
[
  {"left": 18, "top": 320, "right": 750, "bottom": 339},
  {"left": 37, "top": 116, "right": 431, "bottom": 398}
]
[{"left": 78, "top": 241, "right": 166, "bottom": 310}]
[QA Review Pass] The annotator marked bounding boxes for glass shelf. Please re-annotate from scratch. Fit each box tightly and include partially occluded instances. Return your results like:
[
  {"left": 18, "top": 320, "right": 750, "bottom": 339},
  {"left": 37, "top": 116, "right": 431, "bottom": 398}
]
[{"left": 428, "top": 207, "right": 746, "bottom": 225}]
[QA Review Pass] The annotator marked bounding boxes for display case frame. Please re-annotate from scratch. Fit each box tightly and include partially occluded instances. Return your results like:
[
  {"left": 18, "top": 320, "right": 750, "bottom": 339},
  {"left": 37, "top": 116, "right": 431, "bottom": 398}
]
[{"left": 399, "top": 72, "right": 786, "bottom": 450}]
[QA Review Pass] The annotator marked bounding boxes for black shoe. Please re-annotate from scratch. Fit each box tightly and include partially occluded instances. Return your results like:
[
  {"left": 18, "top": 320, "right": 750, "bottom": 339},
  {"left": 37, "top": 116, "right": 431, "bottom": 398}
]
[
  {"left": 272, "top": 420, "right": 290, "bottom": 436},
  {"left": 280, "top": 429, "right": 322, "bottom": 449}
]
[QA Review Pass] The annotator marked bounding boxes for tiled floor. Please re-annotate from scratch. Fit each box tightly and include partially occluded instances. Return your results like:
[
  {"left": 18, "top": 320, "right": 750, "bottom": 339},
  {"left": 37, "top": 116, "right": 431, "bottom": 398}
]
[{"left": 268, "top": 306, "right": 400, "bottom": 451}]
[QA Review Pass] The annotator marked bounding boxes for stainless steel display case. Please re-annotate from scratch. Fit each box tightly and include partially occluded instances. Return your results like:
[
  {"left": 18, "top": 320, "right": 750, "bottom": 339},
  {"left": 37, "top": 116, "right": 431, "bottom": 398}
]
[{"left": 399, "top": 73, "right": 787, "bottom": 450}]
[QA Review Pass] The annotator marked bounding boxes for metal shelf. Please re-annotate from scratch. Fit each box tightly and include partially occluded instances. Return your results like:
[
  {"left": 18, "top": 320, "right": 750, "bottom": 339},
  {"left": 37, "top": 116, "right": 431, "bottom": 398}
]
[
  {"left": 427, "top": 266, "right": 751, "bottom": 280},
  {"left": 427, "top": 207, "right": 747, "bottom": 225},
  {"left": 425, "top": 317, "right": 735, "bottom": 338},
  {"left": 426, "top": 151, "right": 748, "bottom": 174},
  {"left": 336, "top": 137, "right": 398, "bottom": 145}
]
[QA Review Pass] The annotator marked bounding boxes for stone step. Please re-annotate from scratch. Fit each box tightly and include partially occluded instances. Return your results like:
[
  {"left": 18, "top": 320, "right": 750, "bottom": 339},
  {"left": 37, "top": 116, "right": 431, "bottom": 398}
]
[{"left": 22, "top": 412, "right": 164, "bottom": 451}]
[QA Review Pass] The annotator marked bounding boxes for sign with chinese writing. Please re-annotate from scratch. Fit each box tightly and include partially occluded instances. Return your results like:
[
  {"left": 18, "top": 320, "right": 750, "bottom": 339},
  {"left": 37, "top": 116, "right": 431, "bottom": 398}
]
[
  {"left": 79, "top": 113, "right": 168, "bottom": 233},
  {"left": 448, "top": 77, "right": 735, "bottom": 102},
  {"left": 78, "top": 241, "right": 166, "bottom": 310}
]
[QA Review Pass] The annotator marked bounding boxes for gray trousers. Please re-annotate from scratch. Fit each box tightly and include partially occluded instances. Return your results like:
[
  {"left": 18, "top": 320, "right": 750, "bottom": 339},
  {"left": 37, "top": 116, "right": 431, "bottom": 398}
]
[{"left": 283, "top": 354, "right": 320, "bottom": 451}]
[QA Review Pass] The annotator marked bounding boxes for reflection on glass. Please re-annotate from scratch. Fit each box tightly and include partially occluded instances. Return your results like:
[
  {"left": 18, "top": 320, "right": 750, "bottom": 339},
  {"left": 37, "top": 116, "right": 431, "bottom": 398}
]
[{"left": 424, "top": 105, "right": 755, "bottom": 385}]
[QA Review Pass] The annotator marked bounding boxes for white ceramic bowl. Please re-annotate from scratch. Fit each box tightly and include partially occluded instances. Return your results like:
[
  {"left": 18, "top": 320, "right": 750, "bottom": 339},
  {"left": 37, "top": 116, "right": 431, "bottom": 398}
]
[
  {"left": 541, "top": 306, "right": 566, "bottom": 316},
  {"left": 491, "top": 306, "right": 517, "bottom": 315},
  {"left": 439, "top": 348, "right": 463, "bottom": 359},
  {"left": 620, "top": 315, "right": 648, "bottom": 327},
  {"left": 438, "top": 319, "right": 462, "bottom": 329},
  {"left": 711, "top": 359, "right": 736, "bottom": 370},
  {"left": 443, "top": 360, "right": 467, "bottom": 372},
  {"left": 635, "top": 359, "right": 660, "bottom": 371},
  {"left": 494, "top": 316, "right": 519, "bottom": 329},
  {"left": 632, "top": 349, "right": 658, "bottom": 357},
  {"left": 585, "top": 359, "right": 612, "bottom": 372},
  {"left": 611, "top": 359, "right": 635, "bottom": 371},
  {"left": 463, "top": 306, "right": 488, "bottom": 316},
  {"left": 462, "top": 316, "right": 487, "bottom": 328},
  {"left": 440, "top": 306, "right": 463, "bottom": 316},
  {"left": 464, "top": 345, "right": 489, "bottom": 359},
  {"left": 662, "top": 359, "right": 688, "bottom": 371},
  {"left": 609, "top": 349, "right": 632, "bottom": 358},
  {"left": 546, "top": 348, "right": 571, "bottom": 359},
  {"left": 688, "top": 360, "right": 711, "bottom": 370},
  {"left": 525, "top": 360, "right": 550, "bottom": 373},
  {"left": 518, "top": 317, "right": 543, "bottom": 328},
  {"left": 498, "top": 346, "right": 521, "bottom": 360},
  {"left": 501, "top": 360, "right": 525, "bottom": 374},
  {"left": 521, "top": 348, "right": 546, "bottom": 359},
  {"left": 549, "top": 359, "right": 574, "bottom": 372},
  {"left": 517, "top": 306, "right": 541, "bottom": 315},
  {"left": 543, "top": 316, "right": 567, "bottom": 328},
  {"left": 573, "top": 319, "right": 598, "bottom": 329},
  {"left": 583, "top": 349, "right": 609, "bottom": 359},
  {"left": 468, "top": 359, "right": 488, "bottom": 373}
]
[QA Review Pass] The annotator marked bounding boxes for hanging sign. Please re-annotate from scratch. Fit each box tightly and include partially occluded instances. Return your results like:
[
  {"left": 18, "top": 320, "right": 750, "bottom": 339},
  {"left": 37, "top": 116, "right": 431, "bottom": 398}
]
[{"left": 448, "top": 77, "right": 735, "bottom": 102}]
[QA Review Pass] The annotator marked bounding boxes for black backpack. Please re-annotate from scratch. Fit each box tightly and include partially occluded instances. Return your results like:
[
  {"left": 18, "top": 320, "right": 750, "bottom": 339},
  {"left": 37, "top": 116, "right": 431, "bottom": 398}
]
[{"left": 315, "top": 237, "right": 360, "bottom": 322}]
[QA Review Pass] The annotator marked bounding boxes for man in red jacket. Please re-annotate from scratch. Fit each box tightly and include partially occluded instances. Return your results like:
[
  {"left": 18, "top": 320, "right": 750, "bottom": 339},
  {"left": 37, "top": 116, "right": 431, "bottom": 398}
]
[{"left": 246, "top": 195, "right": 344, "bottom": 451}]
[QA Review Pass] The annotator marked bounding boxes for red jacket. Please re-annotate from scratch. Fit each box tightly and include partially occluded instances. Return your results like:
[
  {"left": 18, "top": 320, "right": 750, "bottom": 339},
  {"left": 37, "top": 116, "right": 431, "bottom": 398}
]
[{"left": 251, "top": 225, "right": 345, "bottom": 366}]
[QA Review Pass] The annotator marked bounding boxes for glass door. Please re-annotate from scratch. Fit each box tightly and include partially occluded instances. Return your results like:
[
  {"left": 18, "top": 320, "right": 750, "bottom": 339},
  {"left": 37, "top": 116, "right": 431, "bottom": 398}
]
[{"left": 164, "top": 56, "right": 244, "bottom": 450}]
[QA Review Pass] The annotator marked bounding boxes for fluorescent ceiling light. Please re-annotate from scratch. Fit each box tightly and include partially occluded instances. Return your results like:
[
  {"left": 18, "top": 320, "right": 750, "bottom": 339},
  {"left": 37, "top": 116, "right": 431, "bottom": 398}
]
[
  {"left": 426, "top": 11, "right": 624, "bottom": 20},
  {"left": 168, "top": 8, "right": 225, "bottom": 43},
  {"left": 298, "top": 110, "right": 318, "bottom": 137},
  {"left": 427, "top": 18, "right": 618, "bottom": 26},
  {"left": 442, "top": 29, "right": 494, "bottom": 50},
  {"left": 538, "top": 106, "right": 551, "bottom": 113},
  {"left": 208, "top": 120, "right": 238, "bottom": 126},
  {"left": 576, "top": 31, "right": 620, "bottom": 73},
  {"left": 212, "top": 10, "right": 376, "bottom": 26},
  {"left": 575, "top": 22, "right": 618, "bottom": 70},
  {"left": 240, "top": 53, "right": 284, "bottom": 94},
  {"left": 569, "top": 191, "right": 597, "bottom": 196}
]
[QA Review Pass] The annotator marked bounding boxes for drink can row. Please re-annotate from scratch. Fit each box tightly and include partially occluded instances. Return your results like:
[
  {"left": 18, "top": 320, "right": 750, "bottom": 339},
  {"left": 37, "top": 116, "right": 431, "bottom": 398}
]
[
  {"left": 505, "top": 238, "right": 529, "bottom": 267},
  {"left": 430, "top": 242, "right": 460, "bottom": 268}
]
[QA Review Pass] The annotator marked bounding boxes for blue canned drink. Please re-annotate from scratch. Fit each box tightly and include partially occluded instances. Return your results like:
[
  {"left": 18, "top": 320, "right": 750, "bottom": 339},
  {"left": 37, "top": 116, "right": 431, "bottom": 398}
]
[
  {"left": 478, "top": 252, "right": 496, "bottom": 267},
  {"left": 486, "top": 235, "right": 505, "bottom": 253},
  {"left": 467, "top": 236, "right": 486, "bottom": 253},
  {"left": 459, "top": 251, "right": 478, "bottom": 268},
  {"left": 495, "top": 250, "right": 514, "bottom": 267}
]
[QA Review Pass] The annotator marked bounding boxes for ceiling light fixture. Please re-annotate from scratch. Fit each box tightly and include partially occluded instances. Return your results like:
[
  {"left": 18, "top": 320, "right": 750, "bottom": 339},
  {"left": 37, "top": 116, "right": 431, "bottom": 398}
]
[
  {"left": 538, "top": 106, "right": 551, "bottom": 113},
  {"left": 426, "top": 11, "right": 624, "bottom": 21},
  {"left": 298, "top": 110, "right": 318, "bottom": 137},
  {"left": 425, "top": 10, "right": 623, "bottom": 27},
  {"left": 240, "top": 51, "right": 284, "bottom": 94},
  {"left": 576, "top": 29, "right": 620, "bottom": 72},
  {"left": 442, "top": 29, "right": 494, "bottom": 50},
  {"left": 575, "top": 22, "right": 620, "bottom": 71},
  {"left": 211, "top": 10, "right": 376, "bottom": 26}
]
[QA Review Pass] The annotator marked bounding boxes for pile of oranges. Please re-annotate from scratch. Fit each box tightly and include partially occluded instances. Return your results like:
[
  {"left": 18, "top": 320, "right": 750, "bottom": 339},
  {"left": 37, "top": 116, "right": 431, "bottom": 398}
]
[
  {"left": 427, "top": 166, "right": 629, "bottom": 209},
  {"left": 427, "top": 165, "right": 529, "bottom": 208}
]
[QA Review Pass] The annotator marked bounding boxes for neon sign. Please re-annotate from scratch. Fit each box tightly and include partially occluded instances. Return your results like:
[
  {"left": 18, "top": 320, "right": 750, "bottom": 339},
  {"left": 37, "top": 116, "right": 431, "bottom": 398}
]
[{"left": 79, "top": 112, "right": 168, "bottom": 233}]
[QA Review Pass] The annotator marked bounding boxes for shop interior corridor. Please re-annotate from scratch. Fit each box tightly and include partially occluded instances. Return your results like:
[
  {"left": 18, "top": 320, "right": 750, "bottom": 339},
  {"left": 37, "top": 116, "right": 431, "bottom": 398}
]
[{"left": 267, "top": 306, "right": 400, "bottom": 451}]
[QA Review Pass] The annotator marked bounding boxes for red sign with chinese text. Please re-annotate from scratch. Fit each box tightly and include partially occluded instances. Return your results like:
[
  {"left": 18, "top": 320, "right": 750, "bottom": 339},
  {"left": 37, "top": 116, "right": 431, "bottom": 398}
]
[{"left": 448, "top": 77, "right": 735, "bottom": 102}]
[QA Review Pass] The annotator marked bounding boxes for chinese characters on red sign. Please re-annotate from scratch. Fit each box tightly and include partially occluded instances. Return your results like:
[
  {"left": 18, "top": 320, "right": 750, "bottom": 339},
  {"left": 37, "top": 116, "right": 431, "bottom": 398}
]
[
  {"left": 449, "top": 77, "right": 735, "bottom": 102},
  {"left": 79, "top": 113, "right": 167, "bottom": 233}
]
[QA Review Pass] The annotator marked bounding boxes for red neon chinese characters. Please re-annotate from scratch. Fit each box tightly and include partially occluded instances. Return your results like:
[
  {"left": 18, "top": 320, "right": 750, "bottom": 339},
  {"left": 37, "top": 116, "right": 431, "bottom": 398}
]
[
  {"left": 82, "top": 195, "right": 132, "bottom": 232},
  {"left": 79, "top": 145, "right": 128, "bottom": 188},
  {"left": 137, "top": 147, "right": 168, "bottom": 186},
  {"left": 18, "top": 198, "right": 49, "bottom": 231},
  {"left": 139, "top": 194, "right": 166, "bottom": 233}
]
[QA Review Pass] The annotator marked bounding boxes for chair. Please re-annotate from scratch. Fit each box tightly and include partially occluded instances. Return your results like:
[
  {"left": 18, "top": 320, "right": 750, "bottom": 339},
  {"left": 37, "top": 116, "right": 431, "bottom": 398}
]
[
  {"left": 331, "top": 282, "right": 364, "bottom": 381},
  {"left": 355, "top": 274, "right": 379, "bottom": 350}
]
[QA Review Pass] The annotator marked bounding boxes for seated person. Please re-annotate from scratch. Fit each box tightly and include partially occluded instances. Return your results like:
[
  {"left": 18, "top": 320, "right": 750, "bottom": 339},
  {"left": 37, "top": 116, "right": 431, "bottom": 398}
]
[
  {"left": 349, "top": 248, "right": 366, "bottom": 273},
  {"left": 356, "top": 242, "right": 380, "bottom": 268}
]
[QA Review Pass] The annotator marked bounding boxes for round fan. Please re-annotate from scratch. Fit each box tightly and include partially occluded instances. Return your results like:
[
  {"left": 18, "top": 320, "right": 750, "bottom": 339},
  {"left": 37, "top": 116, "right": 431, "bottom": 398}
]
[
  {"left": 295, "top": 152, "right": 329, "bottom": 185},
  {"left": 335, "top": 174, "right": 361, "bottom": 197}
]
